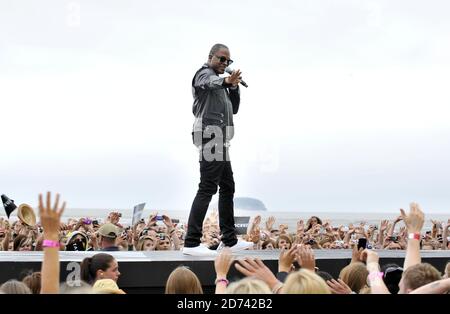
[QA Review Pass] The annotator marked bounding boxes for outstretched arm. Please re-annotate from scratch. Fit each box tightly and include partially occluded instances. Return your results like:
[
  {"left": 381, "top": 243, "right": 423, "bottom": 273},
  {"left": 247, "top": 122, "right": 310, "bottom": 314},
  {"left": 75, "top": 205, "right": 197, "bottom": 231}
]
[
  {"left": 235, "top": 257, "right": 282, "bottom": 293},
  {"left": 214, "top": 248, "right": 234, "bottom": 294},
  {"left": 193, "top": 70, "right": 226, "bottom": 90},
  {"left": 362, "top": 250, "right": 390, "bottom": 294},
  {"left": 409, "top": 278, "right": 450, "bottom": 294},
  {"left": 40, "top": 192, "right": 66, "bottom": 294},
  {"left": 387, "top": 216, "right": 403, "bottom": 237},
  {"left": 400, "top": 203, "right": 425, "bottom": 270}
]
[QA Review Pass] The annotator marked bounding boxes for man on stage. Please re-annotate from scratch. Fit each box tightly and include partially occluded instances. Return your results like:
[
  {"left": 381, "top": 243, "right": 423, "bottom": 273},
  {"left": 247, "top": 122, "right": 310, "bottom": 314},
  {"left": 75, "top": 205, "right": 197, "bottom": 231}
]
[{"left": 183, "top": 43, "right": 253, "bottom": 256}]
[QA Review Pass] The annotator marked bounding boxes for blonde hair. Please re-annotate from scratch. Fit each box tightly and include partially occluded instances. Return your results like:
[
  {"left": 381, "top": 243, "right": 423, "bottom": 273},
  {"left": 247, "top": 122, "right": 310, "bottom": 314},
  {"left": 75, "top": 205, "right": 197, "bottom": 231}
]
[
  {"left": 339, "top": 262, "right": 369, "bottom": 293},
  {"left": 281, "top": 269, "right": 331, "bottom": 294},
  {"left": 165, "top": 266, "right": 203, "bottom": 294},
  {"left": 59, "top": 281, "right": 93, "bottom": 294},
  {"left": 226, "top": 278, "right": 271, "bottom": 294},
  {"left": 135, "top": 236, "right": 154, "bottom": 251}
]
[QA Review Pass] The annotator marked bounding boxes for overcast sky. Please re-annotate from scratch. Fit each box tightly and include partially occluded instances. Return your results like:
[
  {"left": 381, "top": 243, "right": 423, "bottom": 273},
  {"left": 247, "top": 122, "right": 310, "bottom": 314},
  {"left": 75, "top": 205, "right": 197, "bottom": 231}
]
[{"left": 1, "top": 0, "right": 450, "bottom": 214}]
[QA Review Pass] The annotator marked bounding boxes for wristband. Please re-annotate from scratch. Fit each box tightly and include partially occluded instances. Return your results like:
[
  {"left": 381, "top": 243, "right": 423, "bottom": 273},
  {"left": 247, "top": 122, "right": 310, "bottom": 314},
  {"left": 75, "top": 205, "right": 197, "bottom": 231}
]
[
  {"left": 215, "top": 278, "right": 229, "bottom": 286},
  {"left": 408, "top": 233, "right": 420, "bottom": 240},
  {"left": 43, "top": 239, "right": 60, "bottom": 248}
]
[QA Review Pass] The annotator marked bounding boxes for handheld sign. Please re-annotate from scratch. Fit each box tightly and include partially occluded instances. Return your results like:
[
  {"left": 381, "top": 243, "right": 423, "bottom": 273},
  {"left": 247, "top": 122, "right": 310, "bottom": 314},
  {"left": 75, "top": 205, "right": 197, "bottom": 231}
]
[{"left": 132, "top": 203, "right": 146, "bottom": 226}]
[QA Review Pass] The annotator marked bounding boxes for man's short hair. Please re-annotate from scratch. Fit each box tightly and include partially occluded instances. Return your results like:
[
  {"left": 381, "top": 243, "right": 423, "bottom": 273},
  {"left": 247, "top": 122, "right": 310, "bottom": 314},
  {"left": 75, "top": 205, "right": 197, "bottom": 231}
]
[
  {"left": 402, "top": 263, "right": 441, "bottom": 291},
  {"left": 209, "top": 43, "right": 229, "bottom": 59}
]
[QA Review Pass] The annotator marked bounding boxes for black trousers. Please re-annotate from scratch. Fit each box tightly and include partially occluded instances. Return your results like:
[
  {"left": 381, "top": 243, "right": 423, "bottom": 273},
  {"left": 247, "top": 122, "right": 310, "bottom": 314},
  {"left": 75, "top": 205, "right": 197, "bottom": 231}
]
[{"left": 185, "top": 143, "right": 238, "bottom": 248}]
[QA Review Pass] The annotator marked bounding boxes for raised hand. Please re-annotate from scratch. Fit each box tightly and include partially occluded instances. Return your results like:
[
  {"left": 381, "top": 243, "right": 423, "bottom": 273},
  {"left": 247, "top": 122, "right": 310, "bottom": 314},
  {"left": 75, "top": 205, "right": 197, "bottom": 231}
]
[
  {"left": 252, "top": 215, "right": 262, "bottom": 227},
  {"left": 38, "top": 192, "right": 66, "bottom": 241},
  {"left": 266, "top": 216, "right": 275, "bottom": 231},
  {"left": 224, "top": 69, "right": 242, "bottom": 87},
  {"left": 351, "top": 245, "right": 364, "bottom": 263},
  {"left": 296, "top": 245, "right": 316, "bottom": 271},
  {"left": 431, "top": 219, "right": 442, "bottom": 230},
  {"left": 107, "top": 212, "right": 121, "bottom": 226},
  {"left": 313, "top": 224, "right": 322, "bottom": 233},
  {"left": 214, "top": 248, "right": 234, "bottom": 279},
  {"left": 361, "top": 249, "right": 379, "bottom": 266},
  {"left": 355, "top": 226, "right": 365, "bottom": 235},
  {"left": 297, "top": 220, "right": 304, "bottom": 233},
  {"left": 400, "top": 203, "right": 425, "bottom": 233},
  {"left": 279, "top": 224, "right": 288, "bottom": 233},
  {"left": 235, "top": 257, "right": 280, "bottom": 290},
  {"left": 147, "top": 212, "right": 158, "bottom": 227},
  {"left": 380, "top": 220, "right": 389, "bottom": 232},
  {"left": 279, "top": 246, "right": 297, "bottom": 273},
  {"left": 162, "top": 215, "right": 174, "bottom": 232}
]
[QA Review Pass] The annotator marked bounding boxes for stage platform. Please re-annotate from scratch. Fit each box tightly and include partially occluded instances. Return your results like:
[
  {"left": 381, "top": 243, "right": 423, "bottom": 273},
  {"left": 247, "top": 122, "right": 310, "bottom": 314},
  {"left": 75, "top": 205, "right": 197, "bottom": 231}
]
[{"left": 1, "top": 250, "right": 449, "bottom": 293}]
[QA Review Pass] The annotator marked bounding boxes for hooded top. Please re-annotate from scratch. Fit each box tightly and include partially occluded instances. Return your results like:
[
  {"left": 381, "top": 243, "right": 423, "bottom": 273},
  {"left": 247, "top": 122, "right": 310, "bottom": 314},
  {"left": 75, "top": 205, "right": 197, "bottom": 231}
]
[{"left": 65, "top": 231, "right": 89, "bottom": 251}]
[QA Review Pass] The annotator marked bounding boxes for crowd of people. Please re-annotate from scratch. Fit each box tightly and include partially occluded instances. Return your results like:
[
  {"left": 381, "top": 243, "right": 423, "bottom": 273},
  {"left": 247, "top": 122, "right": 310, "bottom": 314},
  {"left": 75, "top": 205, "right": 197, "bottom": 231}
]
[
  {"left": 1, "top": 201, "right": 449, "bottom": 253},
  {"left": 0, "top": 192, "right": 449, "bottom": 294}
]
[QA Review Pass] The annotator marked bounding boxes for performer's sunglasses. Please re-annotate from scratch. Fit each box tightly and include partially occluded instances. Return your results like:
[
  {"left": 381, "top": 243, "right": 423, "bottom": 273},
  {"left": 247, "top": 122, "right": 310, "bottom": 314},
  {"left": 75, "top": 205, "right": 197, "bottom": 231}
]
[{"left": 215, "top": 55, "right": 233, "bottom": 66}]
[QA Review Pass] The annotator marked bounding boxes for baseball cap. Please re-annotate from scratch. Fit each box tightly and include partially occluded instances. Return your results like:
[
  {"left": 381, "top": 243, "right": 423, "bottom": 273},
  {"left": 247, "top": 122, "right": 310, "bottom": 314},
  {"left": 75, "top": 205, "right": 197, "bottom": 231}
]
[{"left": 98, "top": 223, "right": 119, "bottom": 239}]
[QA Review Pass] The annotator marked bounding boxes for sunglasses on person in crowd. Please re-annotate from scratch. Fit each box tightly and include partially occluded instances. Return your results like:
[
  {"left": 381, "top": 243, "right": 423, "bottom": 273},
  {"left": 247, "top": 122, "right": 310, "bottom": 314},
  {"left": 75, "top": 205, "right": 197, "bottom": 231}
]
[{"left": 214, "top": 55, "right": 233, "bottom": 65}]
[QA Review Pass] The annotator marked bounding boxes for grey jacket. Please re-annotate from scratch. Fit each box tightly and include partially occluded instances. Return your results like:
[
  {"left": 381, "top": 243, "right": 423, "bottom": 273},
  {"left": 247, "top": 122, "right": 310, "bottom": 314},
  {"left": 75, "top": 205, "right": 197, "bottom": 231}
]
[{"left": 191, "top": 64, "right": 240, "bottom": 145}]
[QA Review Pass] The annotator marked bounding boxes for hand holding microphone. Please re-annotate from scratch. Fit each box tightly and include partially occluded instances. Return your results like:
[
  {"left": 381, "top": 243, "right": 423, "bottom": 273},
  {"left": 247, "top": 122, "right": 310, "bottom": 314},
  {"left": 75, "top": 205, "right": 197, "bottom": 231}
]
[{"left": 225, "top": 67, "right": 248, "bottom": 88}]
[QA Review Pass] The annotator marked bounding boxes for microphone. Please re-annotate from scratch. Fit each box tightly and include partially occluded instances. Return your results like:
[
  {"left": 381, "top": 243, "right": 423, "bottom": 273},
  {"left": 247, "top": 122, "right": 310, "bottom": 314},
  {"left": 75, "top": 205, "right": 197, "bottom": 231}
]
[{"left": 225, "top": 67, "right": 248, "bottom": 88}]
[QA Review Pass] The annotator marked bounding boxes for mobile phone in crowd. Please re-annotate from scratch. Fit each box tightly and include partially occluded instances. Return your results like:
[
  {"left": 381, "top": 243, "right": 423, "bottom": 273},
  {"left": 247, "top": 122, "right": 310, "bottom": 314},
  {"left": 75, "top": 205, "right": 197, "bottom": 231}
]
[
  {"left": 357, "top": 238, "right": 367, "bottom": 250},
  {"left": 156, "top": 215, "right": 164, "bottom": 225}
]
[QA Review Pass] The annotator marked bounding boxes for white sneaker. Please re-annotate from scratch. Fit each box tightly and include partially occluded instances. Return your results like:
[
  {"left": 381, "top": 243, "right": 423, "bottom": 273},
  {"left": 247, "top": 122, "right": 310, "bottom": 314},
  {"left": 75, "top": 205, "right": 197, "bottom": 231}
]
[
  {"left": 182, "top": 244, "right": 218, "bottom": 256},
  {"left": 218, "top": 239, "right": 254, "bottom": 252}
]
